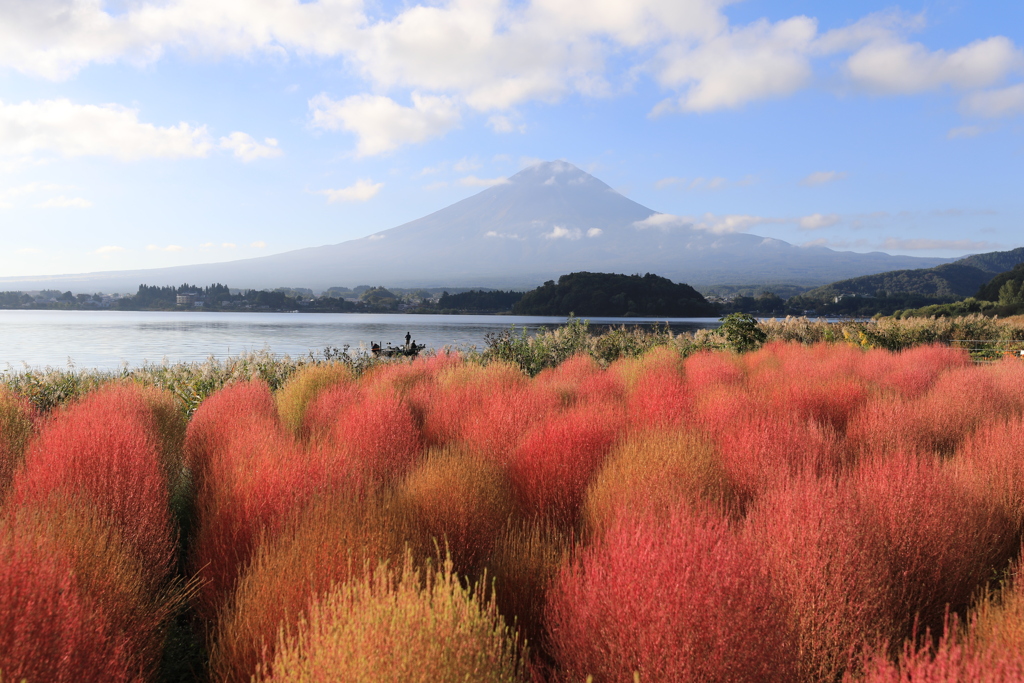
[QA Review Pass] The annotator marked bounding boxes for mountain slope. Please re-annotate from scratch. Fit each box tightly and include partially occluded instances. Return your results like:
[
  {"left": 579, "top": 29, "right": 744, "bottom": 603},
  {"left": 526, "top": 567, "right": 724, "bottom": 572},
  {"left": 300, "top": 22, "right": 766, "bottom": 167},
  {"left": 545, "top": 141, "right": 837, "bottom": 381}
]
[
  {"left": 0, "top": 161, "right": 950, "bottom": 293},
  {"left": 789, "top": 246, "right": 1024, "bottom": 308}
]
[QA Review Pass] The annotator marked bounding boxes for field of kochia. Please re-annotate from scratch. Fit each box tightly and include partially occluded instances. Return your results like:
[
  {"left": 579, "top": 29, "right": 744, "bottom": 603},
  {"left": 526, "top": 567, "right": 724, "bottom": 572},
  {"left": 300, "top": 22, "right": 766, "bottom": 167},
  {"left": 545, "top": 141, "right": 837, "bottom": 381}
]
[{"left": 3, "top": 341, "right": 1024, "bottom": 682}]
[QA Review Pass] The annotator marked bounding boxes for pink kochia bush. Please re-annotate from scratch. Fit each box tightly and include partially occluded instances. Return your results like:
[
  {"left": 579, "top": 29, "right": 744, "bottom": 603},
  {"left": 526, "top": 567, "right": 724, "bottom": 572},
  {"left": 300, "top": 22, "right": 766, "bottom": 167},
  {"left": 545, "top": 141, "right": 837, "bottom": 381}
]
[{"left": 546, "top": 504, "right": 797, "bottom": 682}]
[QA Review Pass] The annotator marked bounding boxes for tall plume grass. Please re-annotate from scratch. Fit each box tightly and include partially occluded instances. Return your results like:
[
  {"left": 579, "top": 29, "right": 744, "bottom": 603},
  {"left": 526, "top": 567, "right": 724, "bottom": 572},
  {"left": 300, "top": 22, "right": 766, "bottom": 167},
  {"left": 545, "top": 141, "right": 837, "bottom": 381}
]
[
  {"left": 0, "top": 388, "right": 34, "bottom": 501},
  {"left": 257, "top": 552, "right": 524, "bottom": 683}
]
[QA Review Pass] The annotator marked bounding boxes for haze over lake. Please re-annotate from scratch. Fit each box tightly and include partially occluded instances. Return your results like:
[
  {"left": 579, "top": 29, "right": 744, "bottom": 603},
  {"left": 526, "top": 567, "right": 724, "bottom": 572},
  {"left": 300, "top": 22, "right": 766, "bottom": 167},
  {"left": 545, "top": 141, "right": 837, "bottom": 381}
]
[{"left": 0, "top": 311, "right": 723, "bottom": 372}]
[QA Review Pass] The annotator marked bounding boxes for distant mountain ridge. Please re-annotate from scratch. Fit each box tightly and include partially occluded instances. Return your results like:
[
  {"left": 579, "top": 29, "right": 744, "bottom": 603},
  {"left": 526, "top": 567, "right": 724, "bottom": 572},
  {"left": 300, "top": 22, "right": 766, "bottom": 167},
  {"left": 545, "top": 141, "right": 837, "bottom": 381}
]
[
  {"left": 790, "top": 247, "right": 1024, "bottom": 306},
  {"left": 0, "top": 161, "right": 952, "bottom": 293}
]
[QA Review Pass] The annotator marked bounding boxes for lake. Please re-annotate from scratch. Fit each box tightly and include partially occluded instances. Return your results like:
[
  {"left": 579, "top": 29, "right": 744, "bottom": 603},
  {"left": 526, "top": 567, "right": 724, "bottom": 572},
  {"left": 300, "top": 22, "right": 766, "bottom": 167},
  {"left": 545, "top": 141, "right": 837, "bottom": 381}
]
[{"left": 0, "top": 310, "right": 723, "bottom": 371}]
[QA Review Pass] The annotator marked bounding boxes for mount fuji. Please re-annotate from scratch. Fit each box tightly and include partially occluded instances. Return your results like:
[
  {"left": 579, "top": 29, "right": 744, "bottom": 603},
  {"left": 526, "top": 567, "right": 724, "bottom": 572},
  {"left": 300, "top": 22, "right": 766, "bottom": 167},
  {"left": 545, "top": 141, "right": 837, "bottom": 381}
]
[{"left": 1, "top": 161, "right": 949, "bottom": 292}]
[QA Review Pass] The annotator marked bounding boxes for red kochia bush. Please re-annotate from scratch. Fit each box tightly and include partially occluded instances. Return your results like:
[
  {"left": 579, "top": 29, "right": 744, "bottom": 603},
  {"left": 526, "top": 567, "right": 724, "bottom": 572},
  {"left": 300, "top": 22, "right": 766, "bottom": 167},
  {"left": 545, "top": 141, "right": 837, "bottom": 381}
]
[
  {"left": 9, "top": 383, "right": 175, "bottom": 586},
  {"left": 853, "top": 452, "right": 1017, "bottom": 644},
  {"left": 0, "top": 529, "right": 134, "bottom": 683},
  {"left": 188, "top": 421, "right": 321, "bottom": 622},
  {"left": 321, "top": 387, "right": 417, "bottom": 483},
  {"left": 186, "top": 380, "right": 281, "bottom": 484},
  {"left": 954, "top": 416, "right": 1024, "bottom": 529},
  {"left": 855, "top": 344, "right": 970, "bottom": 399},
  {"left": 509, "top": 401, "right": 624, "bottom": 526},
  {"left": 547, "top": 504, "right": 797, "bottom": 682},
  {"left": 747, "top": 476, "right": 890, "bottom": 683}
]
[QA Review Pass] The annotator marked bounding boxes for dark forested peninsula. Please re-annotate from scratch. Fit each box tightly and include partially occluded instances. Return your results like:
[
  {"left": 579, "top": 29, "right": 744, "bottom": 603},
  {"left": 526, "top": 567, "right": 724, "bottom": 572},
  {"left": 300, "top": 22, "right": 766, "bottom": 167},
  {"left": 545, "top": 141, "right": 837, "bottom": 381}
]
[{"left": 512, "top": 272, "right": 717, "bottom": 317}]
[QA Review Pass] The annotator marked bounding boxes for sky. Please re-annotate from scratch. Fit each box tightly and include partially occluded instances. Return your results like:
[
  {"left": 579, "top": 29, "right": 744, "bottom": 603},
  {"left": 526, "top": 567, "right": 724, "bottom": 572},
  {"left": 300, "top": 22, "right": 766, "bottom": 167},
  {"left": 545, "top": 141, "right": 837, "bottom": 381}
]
[{"left": 1, "top": 0, "right": 1022, "bottom": 279}]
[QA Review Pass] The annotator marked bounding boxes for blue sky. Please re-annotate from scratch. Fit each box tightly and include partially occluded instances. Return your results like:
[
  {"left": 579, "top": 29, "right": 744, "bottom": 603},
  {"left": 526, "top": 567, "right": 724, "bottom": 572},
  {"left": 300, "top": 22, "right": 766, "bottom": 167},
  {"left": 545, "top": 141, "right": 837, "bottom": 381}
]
[{"left": 1, "top": 0, "right": 1022, "bottom": 278}]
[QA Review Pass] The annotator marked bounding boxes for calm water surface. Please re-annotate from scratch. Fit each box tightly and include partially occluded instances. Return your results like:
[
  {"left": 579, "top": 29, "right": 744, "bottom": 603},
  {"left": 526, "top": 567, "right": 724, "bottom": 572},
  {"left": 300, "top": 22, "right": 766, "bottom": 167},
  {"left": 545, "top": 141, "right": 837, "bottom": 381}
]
[{"left": 0, "top": 310, "right": 723, "bottom": 371}]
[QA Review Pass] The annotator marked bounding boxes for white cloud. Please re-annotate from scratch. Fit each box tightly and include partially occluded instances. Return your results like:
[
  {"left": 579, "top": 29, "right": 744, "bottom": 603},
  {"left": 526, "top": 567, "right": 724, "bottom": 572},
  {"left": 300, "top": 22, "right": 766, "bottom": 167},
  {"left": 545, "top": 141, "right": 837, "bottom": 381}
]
[
  {"left": 802, "top": 238, "right": 870, "bottom": 250},
  {"left": 586, "top": 228, "right": 602, "bottom": 237},
  {"left": 2, "top": 0, "right": 1020, "bottom": 135},
  {"left": 34, "top": 195, "right": 92, "bottom": 208},
  {"left": 222, "top": 242, "right": 236, "bottom": 248},
  {"left": 633, "top": 213, "right": 690, "bottom": 230},
  {"left": 366, "top": 234, "right": 386, "bottom": 241},
  {"left": 317, "top": 179, "right": 384, "bottom": 203},
  {"left": 485, "top": 230, "right": 522, "bottom": 240},
  {"left": 947, "top": 125, "right": 984, "bottom": 139},
  {"left": 250, "top": 241, "right": 267, "bottom": 248},
  {"left": 95, "top": 245, "right": 125, "bottom": 254},
  {"left": 544, "top": 225, "right": 582, "bottom": 239},
  {"left": 0, "top": 99, "right": 212, "bottom": 160},
  {"left": 218, "top": 132, "right": 282, "bottom": 162},
  {"left": 309, "top": 92, "right": 461, "bottom": 156},
  {"left": 459, "top": 175, "right": 509, "bottom": 187},
  {"left": 635, "top": 212, "right": 775, "bottom": 234},
  {"left": 844, "top": 37, "right": 1023, "bottom": 95},
  {"left": 961, "top": 83, "right": 1024, "bottom": 118},
  {"left": 488, "top": 115, "right": 523, "bottom": 133},
  {"left": 801, "top": 170, "right": 846, "bottom": 186},
  {"left": 653, "top": 17, "right": 817, "bottom": 113},
  {"left": 654, "top": 176, "right": 684, "bottom": 189},
  {"left": 692, "top": 213, "right": 778, "bottom": 234},
  {"left": 799, "top": 213, "right": 840, "bottom": 230},
  {"left": 146, "top": 244, "right": 184, "bottom": 251},
  {"left": 453, "top": 157, "right": 481, "bottom": 172}
]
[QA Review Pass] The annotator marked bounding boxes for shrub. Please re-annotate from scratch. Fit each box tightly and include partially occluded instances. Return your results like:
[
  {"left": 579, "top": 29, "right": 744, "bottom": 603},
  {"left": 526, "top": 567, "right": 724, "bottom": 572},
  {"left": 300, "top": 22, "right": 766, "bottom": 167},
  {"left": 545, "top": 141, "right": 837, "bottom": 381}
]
[
  {"left": 9, "top": 384, "right": 176, "bottom": 588},
  {"left": 953, "top": 416, "right": 1024, "bottom": 531},
  {"left": 398, "top": 445, "right": 515, "bottom": 575},
  {"left": 419, "top": 361, "right": 541, "bottom": 456},
  {"left": 509, "top": 401, "right": 624, "bottom": 527},
  {"left": 0, "top": 502, "right": 178, "bottom": 681},
  {"left": 274, "top": 363, "right": 352, "bottom": 438},
  {"left": 487, "top": 519, "right": 573, "bottom": 666},
  {"left": 747, "top": 476, "right": 890, "bottom": 682},
  {"left": 258, "top": 553, "right": 524, "bottom": 683},
  {"left": 546, "top": 504, "right": 797, "bottom": 682},
  {"left": 188, "top": 421, "right": 320, "bottom": 622},
  {"left": 583, "top": 428, "right": 734, "bottom": 538},
  {"left": 185, "top": 379, "right": 281, "bottom": 485},
  {"left": 853, "top": 452, "right": 1017, "bottom": 645},
  {"left": 714, "top": 411, "right": 841, "bottom": 507},
  {"left": 0, "top": 530, "right": 134, "bottom": 683},
  {"left": 314, "top": 387, "right": 423, "bottom": 485},
  {"left": 211, "top": 493, "right": 407, "bottom": 683},
  {"left": 0, "top": 388, "right": 34, "bottom": 501}
]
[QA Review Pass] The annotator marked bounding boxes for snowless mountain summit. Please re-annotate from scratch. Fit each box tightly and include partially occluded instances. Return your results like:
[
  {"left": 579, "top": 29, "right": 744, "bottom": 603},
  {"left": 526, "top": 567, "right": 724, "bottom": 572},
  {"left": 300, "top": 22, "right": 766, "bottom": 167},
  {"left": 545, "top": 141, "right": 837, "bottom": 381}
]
[{"left": 0, "top": 161, "right": 948, "bottom": 292}]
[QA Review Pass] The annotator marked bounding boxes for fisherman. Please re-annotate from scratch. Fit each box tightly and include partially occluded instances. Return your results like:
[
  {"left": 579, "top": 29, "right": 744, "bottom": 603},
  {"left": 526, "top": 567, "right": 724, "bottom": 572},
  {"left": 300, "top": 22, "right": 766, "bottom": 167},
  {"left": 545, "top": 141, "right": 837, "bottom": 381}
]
[{"left": 405, "top": 331, "right": 412, "bottom": 349}]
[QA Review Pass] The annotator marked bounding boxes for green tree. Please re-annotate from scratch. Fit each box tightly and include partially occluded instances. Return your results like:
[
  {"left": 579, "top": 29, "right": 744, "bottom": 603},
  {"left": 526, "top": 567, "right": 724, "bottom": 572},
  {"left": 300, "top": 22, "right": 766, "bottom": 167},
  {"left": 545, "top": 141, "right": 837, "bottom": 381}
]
[
  {"left": 998, "top": 279, "right": 1024, "bottom": 305},
  {"left": 719, "top": 312, "right": 766, "bottom": 353}
]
